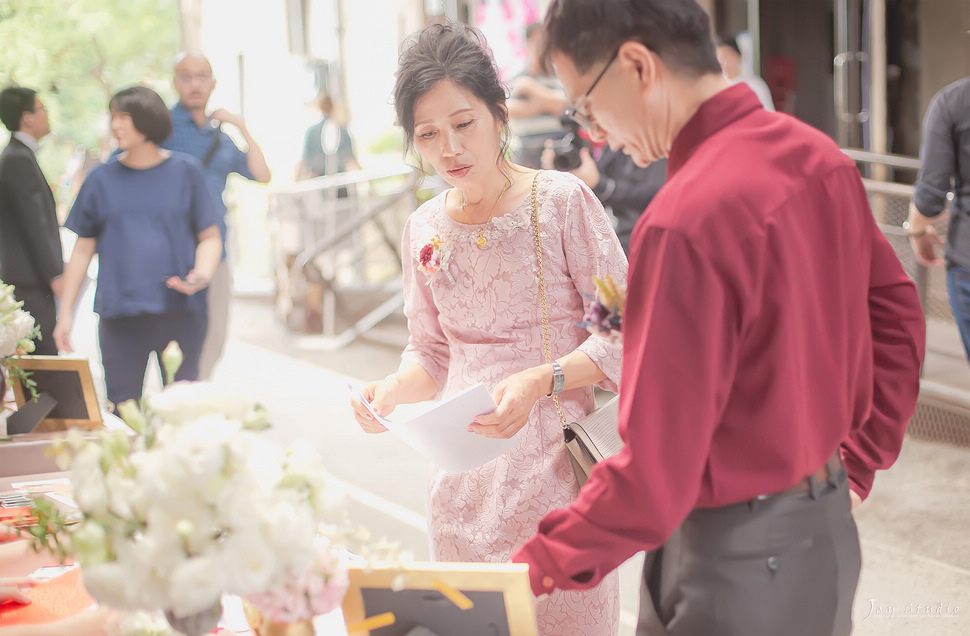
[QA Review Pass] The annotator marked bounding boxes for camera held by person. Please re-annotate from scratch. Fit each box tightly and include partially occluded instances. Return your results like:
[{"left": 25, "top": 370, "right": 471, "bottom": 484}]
[
  {"left": 541, "top": 131, "right": 667, "bottom": 256},
  {"left": 548, "top": 116, "right": 590, "bottom": 171}
]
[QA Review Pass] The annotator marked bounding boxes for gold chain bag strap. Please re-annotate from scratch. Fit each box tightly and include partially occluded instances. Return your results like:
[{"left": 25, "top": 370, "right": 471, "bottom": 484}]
[{"left": 529, "top": 171, "right": 617, "bottom": 487}]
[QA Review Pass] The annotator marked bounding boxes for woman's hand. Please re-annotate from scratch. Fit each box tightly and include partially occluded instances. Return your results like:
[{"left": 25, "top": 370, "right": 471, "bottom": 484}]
[
  {"left": 59, "top": 607, "right": 115, "bottom": 635},
  {"left": 0, "top": 525, "right": 21, "bottom": 542},
  {"left": 350, "top": 363, "right": 440, "bottom": 434},
  {"left": 166, "top": 270, "right": 209, "bottom": 296},
  {"left": 469, "top": 366, "right": 550, "bottom": 439},
  {"left": 0, "top": 577, "right": 36, "bottom": 605},
  {"left": 53, "top": 315, "right": 73, "bottom": 353},
  {"left": 350, "top": 377, "right": 403, "bottom": 434}
]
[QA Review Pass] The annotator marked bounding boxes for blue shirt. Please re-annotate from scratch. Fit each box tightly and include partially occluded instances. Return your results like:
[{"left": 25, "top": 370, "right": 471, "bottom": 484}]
[
  {"left": 65, "top": 153, "right": 219, "bottom": 319},
  {"left": 162, "top": 103, "right": 254, "bottom": 244}
]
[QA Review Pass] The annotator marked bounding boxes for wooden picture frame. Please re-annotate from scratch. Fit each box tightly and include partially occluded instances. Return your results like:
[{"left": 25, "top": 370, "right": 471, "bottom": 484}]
[
  {"left": 5, "top": 356, "right": 102, "bottom": 432},
  {"left": 342, "top": 562, "right": 538, "bottom": 636}
]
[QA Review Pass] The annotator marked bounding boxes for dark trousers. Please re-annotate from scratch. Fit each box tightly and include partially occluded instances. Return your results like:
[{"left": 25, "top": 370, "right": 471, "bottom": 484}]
[
  {"left": 639, "top": 463, "right": 861, "bottom": 636},
  {"left": 14, "top": 285, "right": 57, "bottom": 355},
  {"left": 98, "top": 312, "right": 207, "bottom": 406}
]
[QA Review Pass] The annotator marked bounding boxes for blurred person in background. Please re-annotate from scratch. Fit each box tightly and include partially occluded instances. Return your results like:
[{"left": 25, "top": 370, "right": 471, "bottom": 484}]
[
  {"left": 507, "top": 22, "right": 568, "bottom": 168},
  {"left": 0, "top": 87, "right": 63, "bottom": 354},
  {"left": 296, "top": 90, "right": 360, "bottom": 180},
  {"left": 165, "top": 51, "right": 271, "bottom": 380},
  {"left": 716, "top": 32, "right": 775, "bottom": 112},
  {"left": 54, "top": 86, "right": 220, "bottom": 406},
  {"left": 908, "top": 73, "right": 970, "bottom": 363},
  {"left": 542, "top": 138, "right": 666, "bottom": 255}
]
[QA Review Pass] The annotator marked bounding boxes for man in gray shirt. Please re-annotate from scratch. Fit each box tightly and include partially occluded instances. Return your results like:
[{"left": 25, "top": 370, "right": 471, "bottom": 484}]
[{"left": 908, "top": 76, "right": 970, "bottom": 361}]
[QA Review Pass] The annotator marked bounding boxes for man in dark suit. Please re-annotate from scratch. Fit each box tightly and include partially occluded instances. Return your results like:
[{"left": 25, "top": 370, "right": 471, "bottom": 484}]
[{"left": 0, "top": 87, "right": 63, "bottom": 354}]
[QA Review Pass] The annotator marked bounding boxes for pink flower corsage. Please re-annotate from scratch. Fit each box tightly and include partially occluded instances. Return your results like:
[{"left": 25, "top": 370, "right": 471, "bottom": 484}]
[
  {"left": 417, "top": 237, "right": 442, "bottom": 275},
  {"left": 416, "top": 236, "right": 454, "bottom": 285}
]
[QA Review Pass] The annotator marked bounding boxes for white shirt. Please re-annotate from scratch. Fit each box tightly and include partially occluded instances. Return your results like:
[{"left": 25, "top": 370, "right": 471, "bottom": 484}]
[{"left": 12, "top": 131, "right": 39, "bottom": 153}]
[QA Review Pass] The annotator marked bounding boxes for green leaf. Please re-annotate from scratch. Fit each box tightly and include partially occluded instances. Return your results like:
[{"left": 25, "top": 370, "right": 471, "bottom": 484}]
[
  {"left": 0, "top": 0, "right": 178, "bottom": 203},
  {"left": 7, "top": 364, "right": 39, "bottom": 402}
]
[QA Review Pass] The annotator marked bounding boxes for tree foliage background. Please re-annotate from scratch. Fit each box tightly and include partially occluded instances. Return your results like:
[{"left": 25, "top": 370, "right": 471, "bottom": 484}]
[{"left": 0, "top": 0, "right": 177, "bottom": 208}]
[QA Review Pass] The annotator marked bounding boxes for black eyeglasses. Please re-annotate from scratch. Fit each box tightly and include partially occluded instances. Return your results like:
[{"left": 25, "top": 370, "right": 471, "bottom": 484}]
[{"left": 565, "top": 48, "right": 619, "bottom": 132}]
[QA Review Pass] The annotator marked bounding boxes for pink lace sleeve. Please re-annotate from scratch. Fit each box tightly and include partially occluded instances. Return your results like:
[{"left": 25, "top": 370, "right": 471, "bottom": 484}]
[
  {"left": 559, "top": 176, "right": 629, "bottom": 392},
  {"left": 400, "top": 211, "right": 450, "bottom": 396}
]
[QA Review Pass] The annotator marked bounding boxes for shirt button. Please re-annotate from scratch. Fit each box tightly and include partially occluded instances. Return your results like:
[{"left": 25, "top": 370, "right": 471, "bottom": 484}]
[
  {"left": 766, "top": 556, "right": 779, "bottom": 571},
  {"left": 542, "top": 576, "right": 555, "bottom": 589}
]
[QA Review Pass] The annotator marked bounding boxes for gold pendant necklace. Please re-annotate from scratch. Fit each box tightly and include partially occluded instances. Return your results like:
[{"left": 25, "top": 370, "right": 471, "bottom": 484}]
[{"left": 460, "top": 178, "right": 512, "bottom": 249}]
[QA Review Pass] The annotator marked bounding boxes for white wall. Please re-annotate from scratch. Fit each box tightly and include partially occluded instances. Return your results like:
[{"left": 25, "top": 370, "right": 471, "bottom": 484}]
[
  {"left": 340, "top": 0, "right": 409, "bottom": 157},
  {"left": 199, "top": 0, "right": 425, "bottom": 178},
  {"left": 201, "top": 0, "right": 317, "bottom": 181}
]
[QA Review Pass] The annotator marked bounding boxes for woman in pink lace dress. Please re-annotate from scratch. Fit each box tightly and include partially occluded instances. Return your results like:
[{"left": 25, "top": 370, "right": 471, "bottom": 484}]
[{"left": 350, "top": 23, "right": 627, "bottom": 635}]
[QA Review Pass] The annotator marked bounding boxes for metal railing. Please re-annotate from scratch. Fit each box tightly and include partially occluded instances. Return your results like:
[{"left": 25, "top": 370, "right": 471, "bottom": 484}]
[
  {"left": 847, "top": 149, "right": 970, "bottom": 447},
  {"left": 842, "top": 149, "right": 952, "bottom": 323},
  {"left": 842, "top": 148, "right": 922, "bottom": 171},
  {"left": 267, "top": 166, "right": 419, "bottom": 349},
  {"left": 858, "top": 177, "right": 953, "bottom": 323}
]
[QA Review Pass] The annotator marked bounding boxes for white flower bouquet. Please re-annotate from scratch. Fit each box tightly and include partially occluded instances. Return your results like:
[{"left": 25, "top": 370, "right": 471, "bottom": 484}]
[
  {"left": 31, "top": 345, "right": 347, "bottom": 635},
  {"left": 0, "top": 281, "right": 40, "bottom": 407},
  {"left": 0, "top": 281, "right": 38, "bottom": 358}
]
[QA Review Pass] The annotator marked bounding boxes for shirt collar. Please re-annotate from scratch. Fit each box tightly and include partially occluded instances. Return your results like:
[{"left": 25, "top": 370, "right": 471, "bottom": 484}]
[
  {"left": 171, "top": 102, "right": 207, "bottom": 131},
  {"left": 12, "top": 131, "right": 39, "bottom": 153},
  {"left": 667, "top": 83, "right": 763, "bottom": 178}
]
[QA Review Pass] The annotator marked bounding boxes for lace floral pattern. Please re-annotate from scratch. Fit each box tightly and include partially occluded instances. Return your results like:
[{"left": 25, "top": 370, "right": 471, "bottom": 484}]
[
  {"left": 431, "top": 207, "right": 530, "bottom": 248},
  {"left": 401, "top": 171, "right": 628, "bottom": 635}
]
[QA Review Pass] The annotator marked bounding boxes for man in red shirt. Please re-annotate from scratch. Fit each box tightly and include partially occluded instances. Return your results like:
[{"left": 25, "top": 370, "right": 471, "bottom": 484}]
[{"left": 512, "top": 1, "right": 925, "bottom": 634}]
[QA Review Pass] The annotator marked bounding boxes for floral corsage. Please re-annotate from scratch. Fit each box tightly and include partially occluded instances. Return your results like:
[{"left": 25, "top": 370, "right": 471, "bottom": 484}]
[
  {"left": 577, "top": 274, "right": 625, "bottom": 340},
  {"left": 416, "top": 236, "right": 454, "bottom": 285}
]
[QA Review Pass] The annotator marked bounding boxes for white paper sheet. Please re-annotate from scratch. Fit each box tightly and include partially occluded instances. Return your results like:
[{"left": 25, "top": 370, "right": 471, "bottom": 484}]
[{"left": 349, "top": 382, "right": 520, "bottom": 473}]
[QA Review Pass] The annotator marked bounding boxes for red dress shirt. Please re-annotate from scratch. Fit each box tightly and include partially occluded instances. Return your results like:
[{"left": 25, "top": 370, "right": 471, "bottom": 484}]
[{"left": 512, "top": 84, "right": 925, "bottom": 596}]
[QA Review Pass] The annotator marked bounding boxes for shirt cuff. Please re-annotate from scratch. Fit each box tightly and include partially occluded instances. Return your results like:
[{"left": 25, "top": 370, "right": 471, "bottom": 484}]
[
  {"left": 512, "top": 536, "right": 572, "bottom": 597},
  {"left": 840, "top": 447, "right": 875, "bottom": 500},
  {"left": 576, "top": 335, "right": 622, "bottom": 393}
]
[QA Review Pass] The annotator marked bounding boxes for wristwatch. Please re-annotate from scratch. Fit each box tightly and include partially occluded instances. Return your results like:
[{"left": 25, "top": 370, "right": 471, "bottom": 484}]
[{"left": 547, "top": 361, "right": 565, "bottom": 397}]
